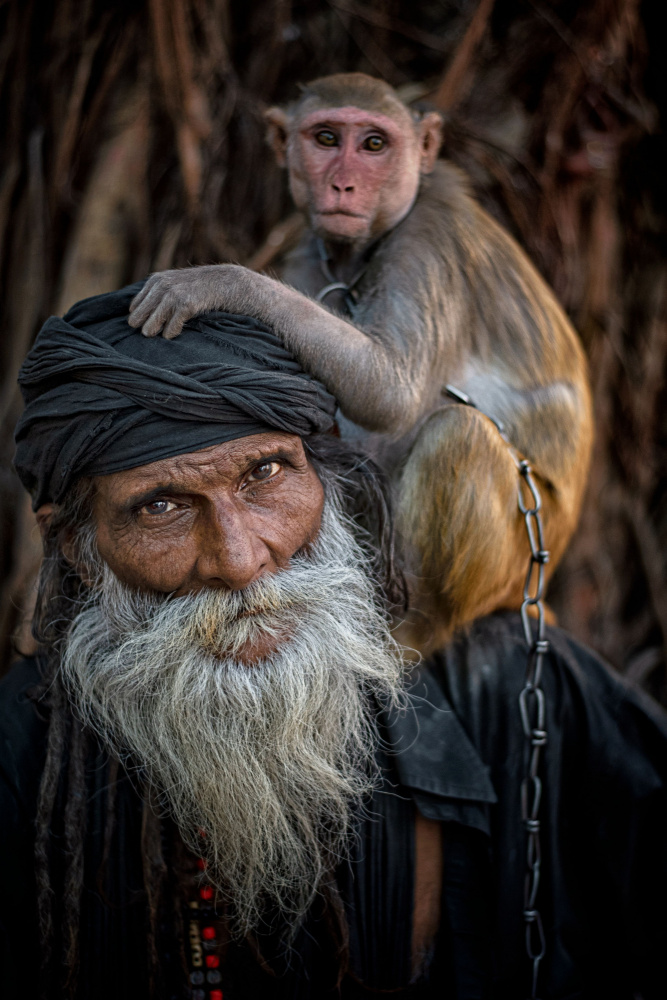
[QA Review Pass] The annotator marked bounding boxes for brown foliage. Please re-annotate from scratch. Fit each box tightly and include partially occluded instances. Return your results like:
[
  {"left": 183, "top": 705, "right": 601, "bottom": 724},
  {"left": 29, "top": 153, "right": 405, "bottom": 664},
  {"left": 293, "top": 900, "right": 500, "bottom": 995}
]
[{"left": 1, "top": 0, "right": 665, "bottom": 700}]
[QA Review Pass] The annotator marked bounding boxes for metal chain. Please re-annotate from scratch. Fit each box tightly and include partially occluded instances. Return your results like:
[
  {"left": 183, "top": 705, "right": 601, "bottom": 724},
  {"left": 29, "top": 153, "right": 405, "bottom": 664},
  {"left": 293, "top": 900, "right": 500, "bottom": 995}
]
[
  {"left": 517, "top": 459, "right": 549, "bottom": 1000},
  {"left": 445, "top": 387, "right": 549, "bottom": 999}
]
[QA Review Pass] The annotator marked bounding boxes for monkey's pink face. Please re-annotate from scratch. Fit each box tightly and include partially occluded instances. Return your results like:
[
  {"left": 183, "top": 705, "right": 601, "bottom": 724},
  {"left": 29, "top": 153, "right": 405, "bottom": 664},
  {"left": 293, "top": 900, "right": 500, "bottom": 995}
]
[{"left": 288, "top": 107, "right": 424, "bottom": 244}]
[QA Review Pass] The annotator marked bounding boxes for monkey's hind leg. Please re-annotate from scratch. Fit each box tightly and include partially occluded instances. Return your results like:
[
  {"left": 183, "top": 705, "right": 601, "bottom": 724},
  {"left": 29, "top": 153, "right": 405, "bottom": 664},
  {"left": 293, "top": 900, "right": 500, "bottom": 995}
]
[{"left": 396, "top": 404, "right": 552, "bottom": 654}]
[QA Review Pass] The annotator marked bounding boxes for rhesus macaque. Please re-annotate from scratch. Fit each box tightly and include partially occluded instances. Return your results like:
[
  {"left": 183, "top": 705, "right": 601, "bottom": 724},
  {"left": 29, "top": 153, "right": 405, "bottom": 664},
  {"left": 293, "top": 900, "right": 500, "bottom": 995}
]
[{"left": 129, "top": 73, "right": 593, "bottom": 652}]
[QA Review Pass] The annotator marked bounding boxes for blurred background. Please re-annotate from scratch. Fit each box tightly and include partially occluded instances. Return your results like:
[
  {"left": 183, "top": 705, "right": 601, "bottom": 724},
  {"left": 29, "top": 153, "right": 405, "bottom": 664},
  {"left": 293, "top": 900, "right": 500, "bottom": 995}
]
[{"left": 1, "top": 0, "right": 666, "bottom": 702}]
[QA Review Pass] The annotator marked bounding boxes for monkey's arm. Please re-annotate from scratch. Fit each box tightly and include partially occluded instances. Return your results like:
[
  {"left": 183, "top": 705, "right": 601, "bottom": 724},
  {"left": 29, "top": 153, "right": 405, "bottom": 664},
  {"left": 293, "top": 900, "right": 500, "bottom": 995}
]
[{"left": 129, "top": 264, "right": 434, "bottom": 434}]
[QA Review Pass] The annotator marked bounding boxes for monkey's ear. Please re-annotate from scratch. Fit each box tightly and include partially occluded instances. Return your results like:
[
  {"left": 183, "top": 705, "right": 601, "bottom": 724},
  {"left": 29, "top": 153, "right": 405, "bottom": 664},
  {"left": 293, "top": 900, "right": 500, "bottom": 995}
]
[
  {"left": 35, "top": 503, "right": 54, "bottom": 540},
  {"left": 265, "top": 107, "right": 290, "bottom": 167},
  {"left": 418, "top": 112, "right": 444, "bottom": 174}
]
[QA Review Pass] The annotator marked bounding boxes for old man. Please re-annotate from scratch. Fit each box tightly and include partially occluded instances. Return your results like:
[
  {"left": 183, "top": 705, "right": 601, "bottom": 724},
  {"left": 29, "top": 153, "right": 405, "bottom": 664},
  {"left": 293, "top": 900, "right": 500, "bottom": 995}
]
[{"left": 1, "top": 283, "right": 667, "bottom": 1000}]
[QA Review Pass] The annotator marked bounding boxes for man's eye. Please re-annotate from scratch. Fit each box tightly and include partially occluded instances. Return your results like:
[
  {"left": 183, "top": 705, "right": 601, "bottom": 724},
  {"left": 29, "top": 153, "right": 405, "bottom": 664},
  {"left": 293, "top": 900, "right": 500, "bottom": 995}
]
[
  {"left": 141, "top": 499, "right": 177, "bottom": 515},
  {"left": 363, "top": 135, "right": 385, "bottom": 152},
  {"left": 315, "top": 130, "right": 338, "bottom": 147},
  {"left": 247, "top": 461, "right": 281, "bottom": 483}
]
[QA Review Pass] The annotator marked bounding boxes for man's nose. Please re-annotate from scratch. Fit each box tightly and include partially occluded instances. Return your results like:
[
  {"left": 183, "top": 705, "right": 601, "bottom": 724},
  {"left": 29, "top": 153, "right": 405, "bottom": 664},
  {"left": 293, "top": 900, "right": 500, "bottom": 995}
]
[{"left": 195, "top": 504, "right": 270, "bottom": 590}]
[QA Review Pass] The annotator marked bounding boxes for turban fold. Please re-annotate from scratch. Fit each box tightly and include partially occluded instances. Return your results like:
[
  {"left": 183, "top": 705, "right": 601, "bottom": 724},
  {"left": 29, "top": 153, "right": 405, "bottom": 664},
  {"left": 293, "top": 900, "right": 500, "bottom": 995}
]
[{"left": 14, "top": 281, "right": 337, "bottom": 508}]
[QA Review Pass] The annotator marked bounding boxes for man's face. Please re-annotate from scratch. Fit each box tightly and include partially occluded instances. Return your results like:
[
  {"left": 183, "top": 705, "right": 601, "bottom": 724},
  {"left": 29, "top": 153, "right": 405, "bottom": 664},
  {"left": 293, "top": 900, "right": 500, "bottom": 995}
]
[{"left": 91, "top": 431, "right": 325, "bottom": 663}]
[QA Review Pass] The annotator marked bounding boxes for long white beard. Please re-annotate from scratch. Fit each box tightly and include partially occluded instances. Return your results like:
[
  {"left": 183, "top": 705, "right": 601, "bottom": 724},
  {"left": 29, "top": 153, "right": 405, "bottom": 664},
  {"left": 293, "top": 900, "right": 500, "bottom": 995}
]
[{"left": 60, "top": 497, "right": 405, "bottom": 931}]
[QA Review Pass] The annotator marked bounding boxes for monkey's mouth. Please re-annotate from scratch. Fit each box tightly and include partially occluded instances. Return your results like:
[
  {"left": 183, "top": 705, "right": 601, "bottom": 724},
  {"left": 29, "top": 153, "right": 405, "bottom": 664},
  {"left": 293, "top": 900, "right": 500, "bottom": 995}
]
[{"left": 319, "top": 209, "right": 366, "bottom": 217}]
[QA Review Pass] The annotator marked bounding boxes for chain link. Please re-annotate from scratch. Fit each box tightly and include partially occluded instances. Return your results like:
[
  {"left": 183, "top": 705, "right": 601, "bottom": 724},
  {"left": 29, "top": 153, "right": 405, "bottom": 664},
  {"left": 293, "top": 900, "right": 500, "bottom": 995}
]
[{"left": 445, "top": 387, "right": 549, "bottom": 998}]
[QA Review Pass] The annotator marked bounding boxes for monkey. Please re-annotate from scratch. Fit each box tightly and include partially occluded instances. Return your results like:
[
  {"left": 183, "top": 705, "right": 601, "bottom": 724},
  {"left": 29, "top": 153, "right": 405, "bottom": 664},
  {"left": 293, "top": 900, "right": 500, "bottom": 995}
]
[{"left": 128, "top": 72, "right": 593, "bottom": 654}]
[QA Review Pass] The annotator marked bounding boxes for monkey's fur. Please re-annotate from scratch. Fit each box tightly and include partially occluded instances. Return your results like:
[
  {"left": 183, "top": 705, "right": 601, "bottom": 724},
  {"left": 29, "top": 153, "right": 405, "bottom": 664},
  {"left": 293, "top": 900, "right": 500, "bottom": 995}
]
[{"left": 130, "top": 74, "right": 593, "bottom": 653}]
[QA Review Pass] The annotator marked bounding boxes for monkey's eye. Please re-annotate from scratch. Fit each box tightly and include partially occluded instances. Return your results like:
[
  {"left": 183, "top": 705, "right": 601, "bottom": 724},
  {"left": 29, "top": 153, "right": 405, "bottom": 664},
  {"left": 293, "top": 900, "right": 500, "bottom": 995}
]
[
  {"left": 315, "top": 130, "right": 338, "bottom": 147},
  {"left": 247, "top": 461, "right": 281, "bottom": 483},
  {"left": 363, "top": 135, "right": 385, "bottom": 152},
  {"left": 141, "top": 499, "right": 178, "bottom": 516}
]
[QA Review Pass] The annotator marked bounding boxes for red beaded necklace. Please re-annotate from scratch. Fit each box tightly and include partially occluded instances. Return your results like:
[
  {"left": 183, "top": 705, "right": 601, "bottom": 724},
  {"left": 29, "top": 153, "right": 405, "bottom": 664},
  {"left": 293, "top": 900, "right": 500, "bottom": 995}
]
[{"left": 185, "top": 855, "right": 227, "bottom": 1000}]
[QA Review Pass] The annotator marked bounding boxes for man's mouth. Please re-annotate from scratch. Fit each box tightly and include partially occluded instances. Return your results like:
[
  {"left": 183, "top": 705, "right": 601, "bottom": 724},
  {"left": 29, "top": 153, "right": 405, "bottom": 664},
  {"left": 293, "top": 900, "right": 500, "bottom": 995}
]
[{"left": 224, "top": 621, "right": 296, "bottom": 666}]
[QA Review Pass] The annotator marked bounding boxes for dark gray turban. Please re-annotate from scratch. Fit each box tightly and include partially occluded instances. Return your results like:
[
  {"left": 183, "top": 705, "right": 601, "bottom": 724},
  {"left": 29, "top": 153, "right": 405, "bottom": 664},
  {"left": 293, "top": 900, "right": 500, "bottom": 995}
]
[{"left": 14, "top": 281, "right": 337, "bottom": 509}]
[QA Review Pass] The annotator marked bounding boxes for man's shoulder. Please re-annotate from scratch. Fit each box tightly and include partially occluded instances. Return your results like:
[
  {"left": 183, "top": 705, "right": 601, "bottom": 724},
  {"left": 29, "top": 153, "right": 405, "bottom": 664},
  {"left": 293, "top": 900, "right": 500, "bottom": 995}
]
[{"left": 0, "top": 656, "right": 49, "bottom": 807}]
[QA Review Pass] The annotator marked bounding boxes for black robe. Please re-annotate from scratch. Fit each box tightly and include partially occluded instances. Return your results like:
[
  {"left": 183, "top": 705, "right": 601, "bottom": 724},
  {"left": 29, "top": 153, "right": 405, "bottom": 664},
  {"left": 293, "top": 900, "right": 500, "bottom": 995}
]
[{"left": 1, "top": 613, "right": 666, "bottom": 999}]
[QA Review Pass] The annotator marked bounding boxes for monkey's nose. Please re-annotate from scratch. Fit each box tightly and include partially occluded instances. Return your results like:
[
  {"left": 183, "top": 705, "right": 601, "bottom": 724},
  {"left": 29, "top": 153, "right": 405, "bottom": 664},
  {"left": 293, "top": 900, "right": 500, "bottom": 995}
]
[{"left": 332, "top": 182, "right": 354, "bottom": 193}]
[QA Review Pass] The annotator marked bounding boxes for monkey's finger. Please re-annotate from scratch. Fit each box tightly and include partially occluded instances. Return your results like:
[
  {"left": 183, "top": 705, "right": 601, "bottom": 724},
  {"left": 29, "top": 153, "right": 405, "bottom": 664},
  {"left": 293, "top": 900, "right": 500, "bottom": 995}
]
[
  {"left": 162, "top": 311, "right": 188, "bottom": 340},
  {"left": 129, "top": 274, "right": 163, "bottom": 313},
  {"left": 129, "top": 287, "right": 149, "bottom": 314},
  {"left": 129, "top": 285, "right": 165, "bottom": 328},
  {"left": 141, "top": 300, "right": 175, "bottom": 338}
]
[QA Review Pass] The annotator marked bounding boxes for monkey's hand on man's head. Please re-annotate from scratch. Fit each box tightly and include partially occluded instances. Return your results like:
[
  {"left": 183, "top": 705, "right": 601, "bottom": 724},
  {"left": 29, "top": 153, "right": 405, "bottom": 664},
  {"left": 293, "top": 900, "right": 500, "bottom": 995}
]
[{"left": 129, "top": 264, "right": 258, "bottom": 340}]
